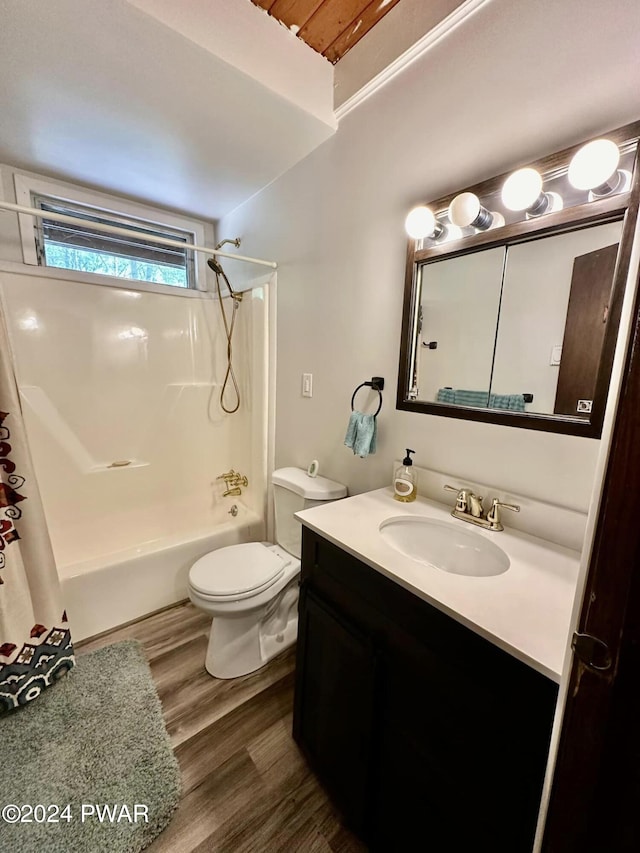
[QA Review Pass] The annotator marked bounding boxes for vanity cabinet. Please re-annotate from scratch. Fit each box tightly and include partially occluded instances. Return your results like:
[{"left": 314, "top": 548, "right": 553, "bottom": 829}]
[{"left": 293, "top": 527, "right": 558, "bottom": 852}]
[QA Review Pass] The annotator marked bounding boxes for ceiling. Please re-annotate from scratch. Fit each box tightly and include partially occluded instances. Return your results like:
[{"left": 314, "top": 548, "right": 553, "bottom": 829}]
[
  {"left": 251, "top": 0, "right": 402, "bottom": 63},
  {"left": 0, "top": 0, "right": 336, "bottom": 221},
  {"left": 0, "top": 0, "right": 462, "bottom": 223}
]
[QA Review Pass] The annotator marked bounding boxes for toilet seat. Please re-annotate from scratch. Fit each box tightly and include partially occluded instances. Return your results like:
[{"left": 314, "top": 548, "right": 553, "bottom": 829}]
[{"left": 189, "top": 542, "right": 291, "bottom": 601}]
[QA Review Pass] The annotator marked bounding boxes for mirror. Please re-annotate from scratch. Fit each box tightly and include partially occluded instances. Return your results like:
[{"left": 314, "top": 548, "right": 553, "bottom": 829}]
[
  {"left": 414, "top": 220, "right": 623, "bottom": 418},
  {"left": 397, "top": 122, "right": 640, "bottom": 437}
]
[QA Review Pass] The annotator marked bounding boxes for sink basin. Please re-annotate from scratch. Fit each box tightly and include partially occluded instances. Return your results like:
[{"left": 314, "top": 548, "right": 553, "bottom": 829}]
[{"left": 379, "top": 515, "right": 510, "bottom": 577}]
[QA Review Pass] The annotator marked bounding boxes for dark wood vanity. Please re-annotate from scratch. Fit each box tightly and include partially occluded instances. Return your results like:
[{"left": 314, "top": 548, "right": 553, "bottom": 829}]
[{"left": 293, "top": 527, "right": 558, "bottom": 852}]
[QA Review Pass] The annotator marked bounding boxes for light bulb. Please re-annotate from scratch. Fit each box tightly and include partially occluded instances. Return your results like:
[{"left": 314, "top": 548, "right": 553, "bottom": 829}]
[
  {"left": 568, "top": 139, "right": 620, "bottom": 192},
  {"left": 405, "top": 205, "right": 442, "bottom": 239},
  {"left": 448, "top": 192, "right": 495, "bottom": 230},
  {"left": 501, "top": 168, "right": 563, "bottom": 217},
  {"left": 502, "top": 168, "right": 544, "bottom": 211}
]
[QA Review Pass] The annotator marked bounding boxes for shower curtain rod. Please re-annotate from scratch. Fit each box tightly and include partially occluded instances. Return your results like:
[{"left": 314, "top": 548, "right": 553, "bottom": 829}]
[{"left": 0, "top": 200, "right": 278, "bottom": 269}]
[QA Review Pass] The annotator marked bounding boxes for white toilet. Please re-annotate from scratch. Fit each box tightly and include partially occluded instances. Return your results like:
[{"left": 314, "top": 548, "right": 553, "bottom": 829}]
[{"left": 188, "top": 467, "right": 347, "bottom": 678}]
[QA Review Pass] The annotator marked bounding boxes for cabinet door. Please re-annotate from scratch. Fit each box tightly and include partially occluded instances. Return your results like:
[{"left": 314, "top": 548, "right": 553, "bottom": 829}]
[
  {"left": 372, "top": 624, "right": 554, "bottom": 853},
  {"left": 293, "top": 588, "right": 376, "bottom": 834}
]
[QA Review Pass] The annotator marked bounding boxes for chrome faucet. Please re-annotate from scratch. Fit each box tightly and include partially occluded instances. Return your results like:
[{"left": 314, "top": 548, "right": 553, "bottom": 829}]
[
  {"left": 444, "top": 485, "right": 520, "bottom": 531},
  {"left": 217, "top": 469, "right": 249, "bottom": 497}
]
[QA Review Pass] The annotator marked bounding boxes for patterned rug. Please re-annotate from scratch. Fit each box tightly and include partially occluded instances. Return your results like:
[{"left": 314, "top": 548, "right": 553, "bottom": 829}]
[{"left": 0, "top": 640, "right": 181, "bottom": 853}]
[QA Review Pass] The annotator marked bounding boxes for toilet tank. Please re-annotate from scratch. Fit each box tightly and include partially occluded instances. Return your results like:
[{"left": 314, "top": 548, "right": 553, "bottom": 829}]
[{"left": 271, "top": 467, "right": 347, "bottom": 558}]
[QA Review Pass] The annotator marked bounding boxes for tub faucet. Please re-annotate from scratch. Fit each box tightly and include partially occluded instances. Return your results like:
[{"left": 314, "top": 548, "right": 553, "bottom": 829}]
[{"left": 217, "top": 469, "right": 249, "bottom": 496}]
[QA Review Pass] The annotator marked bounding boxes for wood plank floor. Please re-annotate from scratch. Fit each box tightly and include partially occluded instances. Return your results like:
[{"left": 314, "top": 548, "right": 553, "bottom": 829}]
[{"left": 78, "top": 601, "right": 367, "bottom": 852}]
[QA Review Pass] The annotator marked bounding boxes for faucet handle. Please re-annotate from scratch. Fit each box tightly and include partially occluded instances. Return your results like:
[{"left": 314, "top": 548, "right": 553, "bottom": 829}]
[
  {"left": 487, "top": 498, "right": 520, "bottom": 530},
  {"left": 444, "top": 484, "right": 469, "bottom": 513}
]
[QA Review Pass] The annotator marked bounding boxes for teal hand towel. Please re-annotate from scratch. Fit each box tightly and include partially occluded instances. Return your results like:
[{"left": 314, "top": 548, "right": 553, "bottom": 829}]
[
  {"left": 489, "top": 393, "right": 525, "bottom": 412},
  {"left": 344, "top": 411, "right": 361, "bottom": 448},
  {"left": 354, "top": 413, "right": 377, "bottom": 457},
  {"left": 453, "top": 389, "right": 490, "bottom": 407},
  {"left": 437, "top": 388, "right": 525, "bottom": 412},
  {"left": 344, "top": 411, "right": 377, "bottom": 458},
  {"left": 436, "top": 387, "right": 456, "bottom": 404}
]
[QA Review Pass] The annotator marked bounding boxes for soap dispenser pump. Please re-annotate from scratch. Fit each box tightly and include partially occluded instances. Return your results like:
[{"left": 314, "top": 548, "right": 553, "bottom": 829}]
[{"left": 394, "top": 449, "right": 417, "bottom": 502}]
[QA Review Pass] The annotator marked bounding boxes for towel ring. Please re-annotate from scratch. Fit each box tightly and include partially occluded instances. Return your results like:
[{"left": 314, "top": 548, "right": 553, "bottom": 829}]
[{"left": 351, "top": 381, "right": 383, "bottom": 417}]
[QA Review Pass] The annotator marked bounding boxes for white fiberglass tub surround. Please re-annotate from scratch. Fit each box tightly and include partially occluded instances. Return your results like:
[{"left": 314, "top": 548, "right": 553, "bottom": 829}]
[{"left": 0, "top": 267, "right": 273, "bottom": 641}]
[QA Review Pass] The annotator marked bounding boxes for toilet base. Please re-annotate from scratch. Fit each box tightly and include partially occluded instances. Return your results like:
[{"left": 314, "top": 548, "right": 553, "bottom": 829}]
[{"left": 203, "top": 581, "right": 299, "bottom": 679}]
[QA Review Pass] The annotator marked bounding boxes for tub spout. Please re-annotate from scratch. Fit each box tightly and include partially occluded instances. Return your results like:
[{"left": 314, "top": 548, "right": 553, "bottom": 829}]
[{"left": 223, "top": 487, "right": 242, "bottom": 497}]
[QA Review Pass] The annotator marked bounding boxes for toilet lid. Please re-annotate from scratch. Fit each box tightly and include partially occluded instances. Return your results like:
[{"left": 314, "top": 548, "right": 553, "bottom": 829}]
[{"left": 189, "top": 542, "right": 286, "bottom": 597}]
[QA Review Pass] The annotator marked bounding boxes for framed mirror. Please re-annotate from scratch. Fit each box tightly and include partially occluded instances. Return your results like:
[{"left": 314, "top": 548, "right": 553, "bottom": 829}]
[{"left": 397, "top": 122, "right": 640, "bottom": 437}]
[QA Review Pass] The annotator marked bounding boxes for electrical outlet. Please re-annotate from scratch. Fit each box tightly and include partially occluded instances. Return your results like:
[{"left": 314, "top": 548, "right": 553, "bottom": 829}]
[{"left": 302, "top": 373, "right": 313, "bottom": 397}]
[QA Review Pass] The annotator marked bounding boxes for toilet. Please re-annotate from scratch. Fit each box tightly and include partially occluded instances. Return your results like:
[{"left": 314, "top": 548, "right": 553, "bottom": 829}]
[{"left": 188, "top": 467, "right": 347, "bottom": 678}]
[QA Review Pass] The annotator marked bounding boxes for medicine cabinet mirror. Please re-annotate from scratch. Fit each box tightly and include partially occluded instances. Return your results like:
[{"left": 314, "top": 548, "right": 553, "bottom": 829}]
[{"left": 397, "top": 122, "right": 640, "bottom": 437}]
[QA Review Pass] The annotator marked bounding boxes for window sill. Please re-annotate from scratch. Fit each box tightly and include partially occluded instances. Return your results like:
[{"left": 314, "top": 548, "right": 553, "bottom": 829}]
[{"left": 0, "top": 259, "right": 214, "bottom": 298}]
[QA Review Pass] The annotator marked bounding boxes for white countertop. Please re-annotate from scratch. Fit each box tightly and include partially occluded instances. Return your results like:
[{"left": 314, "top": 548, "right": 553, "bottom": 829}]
[{"left": 296, "top": 488, "right": 581, "bottom": 683}]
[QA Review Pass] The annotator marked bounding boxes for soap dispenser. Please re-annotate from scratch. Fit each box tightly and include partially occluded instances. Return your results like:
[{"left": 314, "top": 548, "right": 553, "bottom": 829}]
[{"left": 394, "top": 449, "right": 417, "bottom": 502}]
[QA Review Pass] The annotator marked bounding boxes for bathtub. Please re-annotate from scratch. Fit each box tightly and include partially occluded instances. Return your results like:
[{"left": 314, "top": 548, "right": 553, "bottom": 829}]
[{"left": 57, "top": 500, "right": 264, "bottom": 641}]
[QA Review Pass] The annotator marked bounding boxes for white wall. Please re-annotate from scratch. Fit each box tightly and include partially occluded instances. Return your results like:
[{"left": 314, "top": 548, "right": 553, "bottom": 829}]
[{"left": 219, "top": 0, "right": 640, "bottom": 513}]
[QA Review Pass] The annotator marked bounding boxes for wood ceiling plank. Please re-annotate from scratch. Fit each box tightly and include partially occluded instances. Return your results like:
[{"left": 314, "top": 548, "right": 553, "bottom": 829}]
[
  {"left": 268, "top": 0, "right": 326, "bottom": 30},
  {"left": 323, "top": 0, "right": 402, "bottom": 63},
  {"left": 298, "top": 0, "right": 373, "bottom": 55},
  {"left": 252, "top": 0, "right": 277, "bottom": 10}
]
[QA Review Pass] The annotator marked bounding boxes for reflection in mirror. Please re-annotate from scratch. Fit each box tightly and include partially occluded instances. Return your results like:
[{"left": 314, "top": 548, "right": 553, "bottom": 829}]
[
  {"left": 492, "top": 221, "right": 623, "bottom": 417},
  {"left": 410, "top": 220, "right": 624, "bottom": 418},
  {"left": 415, "top": 248, "right": 505, "bottom": 404}
]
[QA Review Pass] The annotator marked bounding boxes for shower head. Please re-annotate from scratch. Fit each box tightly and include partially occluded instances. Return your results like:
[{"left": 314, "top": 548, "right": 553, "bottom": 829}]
[
  {"left": 207, "top": 255, "right": 240, "bottom": 301},
  {"left": 207, "top": 256, "right": 225, "bottom": 276}
]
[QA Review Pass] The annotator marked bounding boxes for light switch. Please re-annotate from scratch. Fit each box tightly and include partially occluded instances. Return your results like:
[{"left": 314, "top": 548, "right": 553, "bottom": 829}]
[
  {"left": 302, "top": 373, "right": 313, "bottom": 397},
  {"left": 550, "top": 345, "right": 562, "bottom": 366}
]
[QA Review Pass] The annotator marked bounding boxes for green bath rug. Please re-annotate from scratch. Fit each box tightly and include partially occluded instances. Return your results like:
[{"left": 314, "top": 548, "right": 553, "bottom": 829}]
[{"left": 0, "top": 640, "right": 181, "bottom": 853}]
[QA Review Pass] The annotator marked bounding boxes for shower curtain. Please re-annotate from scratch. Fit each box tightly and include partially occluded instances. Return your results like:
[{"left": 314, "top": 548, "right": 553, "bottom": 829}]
[{"left": 0, "top": 312, "right": 74, "bottom": 712}]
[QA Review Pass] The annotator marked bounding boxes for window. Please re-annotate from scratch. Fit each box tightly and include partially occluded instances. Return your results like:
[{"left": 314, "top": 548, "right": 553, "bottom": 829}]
[
  {"left": 32, "top": 195, "right": 196, "bottom": 289},
  {"left": 11, "top": 171, "right": 209, "bottom": 294}
]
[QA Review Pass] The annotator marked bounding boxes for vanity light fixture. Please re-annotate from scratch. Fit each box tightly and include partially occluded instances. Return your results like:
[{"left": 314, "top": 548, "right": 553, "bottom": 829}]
[
  {"left": 448, "top": 192, "right": 504, "bottom": 231},
  {"left": 501, "top": 168, "right": 563, "bottom": 217},
  {"left": 568, "top": 138, "right": 631, "bottom": 198}
]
